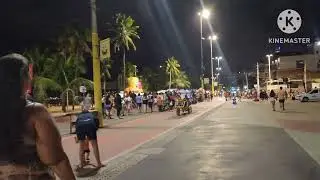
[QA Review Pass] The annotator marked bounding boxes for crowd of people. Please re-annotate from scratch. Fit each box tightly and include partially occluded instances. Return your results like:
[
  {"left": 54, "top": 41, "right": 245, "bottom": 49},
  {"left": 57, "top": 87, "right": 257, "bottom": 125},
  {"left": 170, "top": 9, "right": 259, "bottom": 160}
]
[{"left": 100, "top": 90, "right": 212, "bottom": 119}]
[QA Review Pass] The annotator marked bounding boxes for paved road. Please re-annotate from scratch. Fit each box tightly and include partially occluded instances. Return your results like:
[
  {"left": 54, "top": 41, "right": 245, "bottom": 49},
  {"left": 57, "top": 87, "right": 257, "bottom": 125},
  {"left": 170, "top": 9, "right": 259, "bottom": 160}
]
[{"left": 83, "top": 100, "right": 320, "bottom": 180}]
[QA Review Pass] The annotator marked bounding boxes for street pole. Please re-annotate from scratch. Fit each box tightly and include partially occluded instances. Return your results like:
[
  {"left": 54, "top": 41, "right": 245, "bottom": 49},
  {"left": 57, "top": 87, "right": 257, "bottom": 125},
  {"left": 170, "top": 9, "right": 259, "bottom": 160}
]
[
  {"left": 200, "top": 16, "right": 204, "bottom": 88},
  {"left": 90, "top": 0, "right": 103, "bottom": 127},
  {"left": 134, "top": 65, "right": 137, "bottom": 77},
  {"left": 304, "top": 59, "right": 307, "bottom": 92},
  {"left": 169, "top": 71, "right": 172, "bottom": 89},
  {"left": 210, "top": 38, "right": 214, "bottom": 93},
  {"left": 245, "top": 72, "right": 249, "bottom": 90},
  {"left": 268, "top": 56, "right": 271, "bottom": 81},
  {"left": 266, "top": 54, "right": 272, "bottom": 81},
  {"left": 257, "top": 62, "right": 260, "bottom": 98}
]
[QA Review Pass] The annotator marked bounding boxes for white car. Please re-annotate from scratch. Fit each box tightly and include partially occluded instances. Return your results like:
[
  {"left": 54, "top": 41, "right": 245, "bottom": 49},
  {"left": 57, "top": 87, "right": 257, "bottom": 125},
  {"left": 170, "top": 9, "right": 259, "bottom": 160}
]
[
  {"left": 300, "top": 89, "right": 320, "bottom": 102},
  {"left": 295, "top": 93, "right": 305, "bottom": 101}
]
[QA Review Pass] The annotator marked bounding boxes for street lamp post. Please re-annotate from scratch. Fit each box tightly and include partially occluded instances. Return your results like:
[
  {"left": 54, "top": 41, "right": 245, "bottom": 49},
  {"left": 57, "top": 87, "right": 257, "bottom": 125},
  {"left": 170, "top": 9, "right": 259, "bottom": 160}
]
[
  {"left": 209, "top": 35, "right": 218, "bottom": 93},
  {"left": 90, "top": 0, "right": 103, "bottom": 127},
  {"left": 215, "top": 56, "right": 222, "bottom": 83},
  {"left": 266, "top": 54, "right": 273, "bottom": 81},
  {"left": 198, "top": 9, "right": 210, "bottom": 88},
  {"left": 257, "top": 62, "right": 260, "bottom": 99}
]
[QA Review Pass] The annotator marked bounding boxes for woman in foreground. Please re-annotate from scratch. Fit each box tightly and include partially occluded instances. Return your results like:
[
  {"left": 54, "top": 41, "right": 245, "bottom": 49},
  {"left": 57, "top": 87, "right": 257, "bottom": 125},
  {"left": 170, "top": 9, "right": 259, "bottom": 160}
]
[{"left": 0, "top": 54, "right": 75, "bottom": 180}]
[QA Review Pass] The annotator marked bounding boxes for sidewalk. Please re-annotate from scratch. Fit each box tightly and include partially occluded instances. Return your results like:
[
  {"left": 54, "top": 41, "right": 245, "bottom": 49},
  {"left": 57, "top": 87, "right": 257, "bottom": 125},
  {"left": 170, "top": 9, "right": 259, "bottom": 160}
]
[{"left": 61, "top": 99, "right": 225, "bottom": 175}]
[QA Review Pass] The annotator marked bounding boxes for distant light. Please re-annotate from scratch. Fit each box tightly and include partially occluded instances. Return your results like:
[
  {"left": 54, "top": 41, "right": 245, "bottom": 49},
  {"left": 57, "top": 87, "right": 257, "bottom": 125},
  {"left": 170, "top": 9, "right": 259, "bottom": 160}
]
[
  {"left": 317, "top": 41, "right": 320, "bottom": 46},
  {"left": 209, "top": 35, "right": 218, "bottom": 41},
  {"left": 200, "top": 9, "right": 211, "bottom": 19}
]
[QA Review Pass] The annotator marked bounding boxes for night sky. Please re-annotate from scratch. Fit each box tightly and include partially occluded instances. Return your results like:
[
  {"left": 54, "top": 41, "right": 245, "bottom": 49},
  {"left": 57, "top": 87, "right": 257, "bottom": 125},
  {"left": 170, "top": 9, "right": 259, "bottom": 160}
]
[{"left": 1, "top": 0, "right": 320, "bottom": 86}]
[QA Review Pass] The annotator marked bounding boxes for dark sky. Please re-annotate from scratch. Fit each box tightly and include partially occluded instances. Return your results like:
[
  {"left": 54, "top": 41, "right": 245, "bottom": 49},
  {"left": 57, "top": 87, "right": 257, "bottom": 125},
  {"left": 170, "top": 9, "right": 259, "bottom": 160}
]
[{"left": 1, "top": 0, "right": 320, "bottom": 85}]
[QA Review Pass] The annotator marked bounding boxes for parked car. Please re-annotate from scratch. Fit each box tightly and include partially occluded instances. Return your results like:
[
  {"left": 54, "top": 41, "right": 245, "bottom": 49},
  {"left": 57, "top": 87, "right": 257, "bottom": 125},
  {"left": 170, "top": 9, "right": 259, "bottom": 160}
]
[{"left": 300, "top": 89, "right": 320, "bottom": 102}]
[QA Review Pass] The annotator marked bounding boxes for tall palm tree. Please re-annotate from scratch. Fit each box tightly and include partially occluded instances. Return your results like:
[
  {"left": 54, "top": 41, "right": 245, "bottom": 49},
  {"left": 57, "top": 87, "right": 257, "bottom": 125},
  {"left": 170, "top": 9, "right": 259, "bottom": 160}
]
[
  {"left": 57, "top": 27, "right": 90, "bottom": 79},
  {"left": 172, "top": 71, "right": 191, "bottom": 88},
  {"left": 112, "top": 13, "right": 140, "bottom": 89},
  {"left": 165, "top": 57, "right": 181, "bottom": 89},
  {"left": 126, "top": 62, "right": 137, "bottom": 77}
]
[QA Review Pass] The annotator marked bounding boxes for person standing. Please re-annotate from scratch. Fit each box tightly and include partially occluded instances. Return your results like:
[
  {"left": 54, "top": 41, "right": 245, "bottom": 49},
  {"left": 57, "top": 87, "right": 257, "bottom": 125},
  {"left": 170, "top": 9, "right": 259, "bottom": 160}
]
[
  {"left": 147, "top": 93, "right": 154, "bottom": 113},
  {"left": 136, "top": 93, "right": 142, "bottom": 112},
  {"left": 115, "top": 92, "right": 123, "bottom": 119},
  {"left": 82, "top": 93, "right": 92, "bottom": 111},
  {"left": 104, "top": 94, "right": 112, "bottom": 119},
  {"left": 142, "top": 93, "right": 148, "bottom": 113},
  {"left": 0, "top": 54, "right": 75, "bottom": 179},
  {"left": 278, "top": 87, "right": 285, "bottom": 111},
  {"left": 75, "top": 108, "right": 103, "bottom": 170},
  {"left": 269, "top": 90, "right": 276, "bottom": 111}
]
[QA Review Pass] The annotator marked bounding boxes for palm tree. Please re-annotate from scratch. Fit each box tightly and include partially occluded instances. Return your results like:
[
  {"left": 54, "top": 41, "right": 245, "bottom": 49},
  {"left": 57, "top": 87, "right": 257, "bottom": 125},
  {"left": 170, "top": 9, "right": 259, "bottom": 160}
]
[
  {"left": 57, "top": 27, "right": 90, "bottom": 79},
  {"left": 126, "top": 62, "right": 137, "bottom": 77},
  {"left": 172, "top": 71, "right": 191, "bottom": 88},
  {"left": 24, "top": 48, "right": 62, "bottom": 102},
  {"left": 111, "top": 13, "right": 140, "bottom": 89},
  {"left": 165, "top": 57, "right": 181, "bottom": 89},
  {"left": 48, "top": 53, "right": 92, "bottom": 112}
]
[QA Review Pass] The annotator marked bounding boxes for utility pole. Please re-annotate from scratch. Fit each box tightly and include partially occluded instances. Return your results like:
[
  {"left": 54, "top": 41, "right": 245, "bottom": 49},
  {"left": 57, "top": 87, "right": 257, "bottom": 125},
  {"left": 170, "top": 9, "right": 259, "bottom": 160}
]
[
  {"left": 209, "top": 38, "right": 214, "bottom": 93},
  {"left": 257, "top": 62, "right": 260, "bottom": 98},
  {"left": 200, "top": 15, "right": 204, "bottom": 88},
  {"left": 90, "top": 0, "right": 103, "bottom": 127},
  {"left": 245, "top": 72, "right": 249, "bottom": 90},
  {"left": 304, "top": 59, "right": 307, "bottom": 92},
  {"left": 266, "top": 54, "right": 273, "bottom": 81}
]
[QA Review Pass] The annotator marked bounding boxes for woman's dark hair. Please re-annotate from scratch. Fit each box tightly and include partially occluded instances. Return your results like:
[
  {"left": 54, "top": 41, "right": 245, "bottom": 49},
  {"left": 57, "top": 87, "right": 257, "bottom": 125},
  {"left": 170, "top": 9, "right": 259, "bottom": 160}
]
[
  {"left": 0, "top": 54, "right": 29, "bottom": 160},
  {"left": 270, "top": 90, "right": 275, "bottom": 97}
]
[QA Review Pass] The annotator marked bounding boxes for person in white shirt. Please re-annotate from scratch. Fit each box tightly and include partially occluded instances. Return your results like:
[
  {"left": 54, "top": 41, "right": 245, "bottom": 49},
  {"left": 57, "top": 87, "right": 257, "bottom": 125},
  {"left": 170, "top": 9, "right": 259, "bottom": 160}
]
[
  {"left": 82, "top": 94, "right": 92, "bottom": 111},
  {"left": 124, "top": 95, "right": 132, "bottom": 114},
  {"left": 136, "top": 93, "right": 142, "bottom": 112}
]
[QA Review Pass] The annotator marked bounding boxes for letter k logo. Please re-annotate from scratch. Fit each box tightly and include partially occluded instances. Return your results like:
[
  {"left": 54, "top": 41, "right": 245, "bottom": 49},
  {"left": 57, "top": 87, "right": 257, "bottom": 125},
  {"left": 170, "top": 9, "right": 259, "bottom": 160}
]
[
  {"left": 277, "top": 9, "right": 302, "bottom": 34},
  {"left": 286, "top": 16, "right": 294, "bottom": 27}
]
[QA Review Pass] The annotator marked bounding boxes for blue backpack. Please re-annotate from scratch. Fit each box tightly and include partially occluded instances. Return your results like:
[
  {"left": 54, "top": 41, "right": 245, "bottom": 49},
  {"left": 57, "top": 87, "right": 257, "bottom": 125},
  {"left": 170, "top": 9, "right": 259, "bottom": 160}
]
[{"left": 75, "top": 112, "right": 97, "bottom": 129}]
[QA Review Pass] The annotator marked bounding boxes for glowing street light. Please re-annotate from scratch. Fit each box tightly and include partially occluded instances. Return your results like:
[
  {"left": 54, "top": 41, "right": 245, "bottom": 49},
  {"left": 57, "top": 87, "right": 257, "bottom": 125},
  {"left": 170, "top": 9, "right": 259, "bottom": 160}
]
[
  {"left": 208, "top": 34, "right": 218, "bottom": 93},
  {"left": 198, "top": 8, "right": 211, "bottom": 88},
  {"left": 209, "top": 35, "right": 218, "bottom": 41},
  {"left": 316, "top": 41, "right": 320, "bottom": 46},
  {"left": 198, "top": 9, "right": 211, "bottom": 19},
  {"left": 266, "top": 54, "right": 273, "bottom": 81}
]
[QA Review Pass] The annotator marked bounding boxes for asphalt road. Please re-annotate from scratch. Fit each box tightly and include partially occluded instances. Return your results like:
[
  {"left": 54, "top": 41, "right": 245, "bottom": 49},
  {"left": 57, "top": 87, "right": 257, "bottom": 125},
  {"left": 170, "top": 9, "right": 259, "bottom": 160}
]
[{"left": 101, "top": 100, "right": 320, "bottom": 180}]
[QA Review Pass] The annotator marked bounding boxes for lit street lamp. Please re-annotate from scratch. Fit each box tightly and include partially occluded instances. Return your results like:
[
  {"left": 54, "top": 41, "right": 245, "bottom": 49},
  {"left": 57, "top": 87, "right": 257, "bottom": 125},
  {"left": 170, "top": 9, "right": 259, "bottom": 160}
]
[
  {"left": 266, "top": 54, "right": 273, "bottom": 81},
  {"left": 208, "top": 34, "right": 218, "bottom": 93},
  {"left": 198, "top": 9, "right": 210, "bottom": 88},
  {"left": 215, "top": 56, "right": 222, "bottom": 84},
  {"left": 317, "top": 41, "right": 320, "bottom": 46}
]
